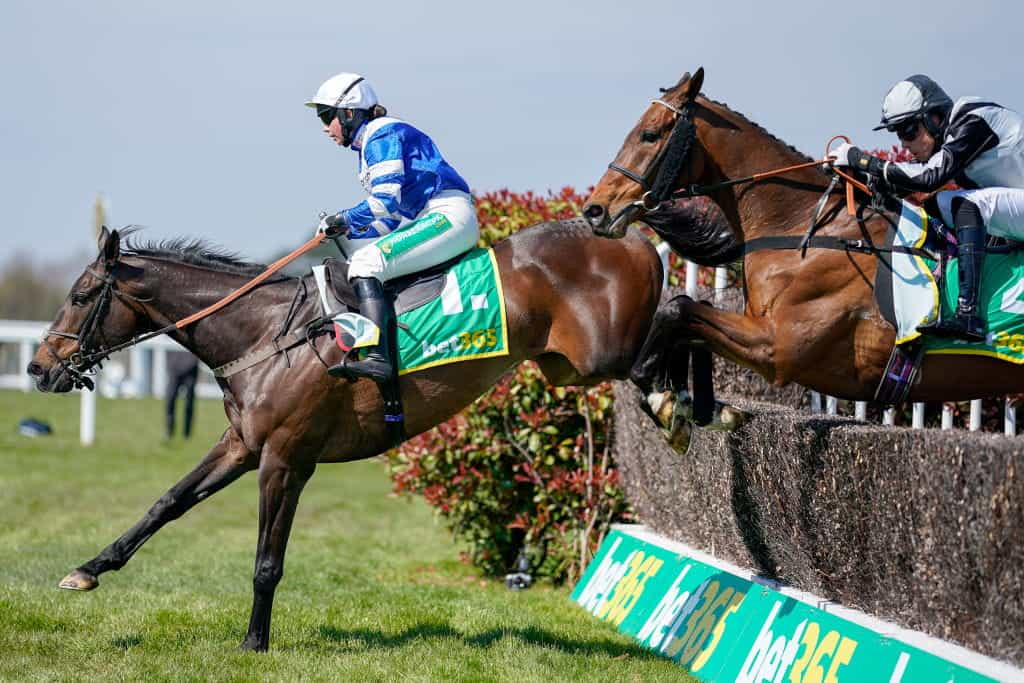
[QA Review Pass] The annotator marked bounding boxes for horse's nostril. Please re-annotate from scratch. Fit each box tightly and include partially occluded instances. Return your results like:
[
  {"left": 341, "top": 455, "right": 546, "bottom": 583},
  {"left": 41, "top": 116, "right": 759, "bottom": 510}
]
[
  {"left": 27, "top": 362, "right": 43, "bottom": 377},
  {"left": 582, "top": 204, "right": 606, "bottom": 223}
]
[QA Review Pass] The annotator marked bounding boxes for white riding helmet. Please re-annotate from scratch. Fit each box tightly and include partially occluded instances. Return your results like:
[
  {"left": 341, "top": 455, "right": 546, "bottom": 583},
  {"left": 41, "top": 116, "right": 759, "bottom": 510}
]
[
  {"left": 305, "top": 72, "right": 379, "bottom": 111},
  {"left": 874, "top": 74, "right": 953, "bottom": 132}
]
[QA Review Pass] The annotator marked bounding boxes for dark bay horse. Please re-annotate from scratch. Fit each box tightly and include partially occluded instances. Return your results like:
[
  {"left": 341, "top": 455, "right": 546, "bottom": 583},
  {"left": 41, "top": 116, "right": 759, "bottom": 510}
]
[
  {"left": 582, "top": 67, "right": 1024, "bottom": 406},
  {"left": 27, "top": 221, "right": 661, "bottom": 651}
]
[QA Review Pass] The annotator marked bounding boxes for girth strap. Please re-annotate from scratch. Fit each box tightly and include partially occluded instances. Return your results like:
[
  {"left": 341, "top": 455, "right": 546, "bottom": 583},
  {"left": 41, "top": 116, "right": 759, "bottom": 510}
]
[
  {"left": 213, "top": 322, "right": 324, "bottom": 378},
  {"left": 742, "top": 235, "right": 934, "bottom": 259}
]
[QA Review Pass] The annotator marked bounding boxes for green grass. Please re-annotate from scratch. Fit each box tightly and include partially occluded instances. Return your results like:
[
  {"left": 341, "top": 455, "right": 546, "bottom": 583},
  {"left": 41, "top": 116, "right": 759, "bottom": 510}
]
[{"left": 0, "top": 390, "right": 691, "bottom": 682}]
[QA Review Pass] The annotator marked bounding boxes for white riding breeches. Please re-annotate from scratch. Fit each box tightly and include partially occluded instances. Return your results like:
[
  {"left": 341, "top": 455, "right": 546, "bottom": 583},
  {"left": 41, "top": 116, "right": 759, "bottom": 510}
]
[
  {"left": 936, "top": 187, "right": 1024, "bottom": 240},
  {"left": 346, "top": 190, "right": 479, "bottom": 282}
]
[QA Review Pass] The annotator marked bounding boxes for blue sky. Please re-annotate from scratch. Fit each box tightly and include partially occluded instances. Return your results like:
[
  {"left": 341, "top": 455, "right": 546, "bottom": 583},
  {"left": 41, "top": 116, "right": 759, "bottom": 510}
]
[{"left": 2, "top": 0, "right": 1021, "bottom": 265}]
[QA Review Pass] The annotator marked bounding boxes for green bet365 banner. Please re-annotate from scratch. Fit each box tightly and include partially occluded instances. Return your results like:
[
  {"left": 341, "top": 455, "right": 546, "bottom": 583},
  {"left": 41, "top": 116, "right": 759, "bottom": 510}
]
[{"left": 572, "top": 527, "right": 1010, "bottom": 682}]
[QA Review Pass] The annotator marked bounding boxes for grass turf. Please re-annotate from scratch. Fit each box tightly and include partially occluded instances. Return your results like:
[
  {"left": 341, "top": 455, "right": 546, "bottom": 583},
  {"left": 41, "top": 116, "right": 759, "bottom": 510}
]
[{"left": 0, "top": 389, "right": 691, "bottom": 681}]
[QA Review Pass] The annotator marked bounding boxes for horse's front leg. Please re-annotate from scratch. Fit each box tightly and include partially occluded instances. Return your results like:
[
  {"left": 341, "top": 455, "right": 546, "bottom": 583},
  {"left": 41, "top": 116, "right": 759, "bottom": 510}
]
[
  {"left": 60, "top": 428, "right": 257, "bottom": 591},
  {"left": 239, "top": 449, "right": 316, "bottom": 652},
  {"left": 631, "top": 294, "right": 775, "bottom": 392}
]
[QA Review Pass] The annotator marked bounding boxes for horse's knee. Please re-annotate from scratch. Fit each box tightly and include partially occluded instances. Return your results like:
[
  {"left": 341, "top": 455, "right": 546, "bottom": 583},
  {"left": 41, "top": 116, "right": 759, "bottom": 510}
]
[
  {"left": 150, "top": 492, "right": 184, "bottom": 521},
  {"left": 653, "top": 295, "right": 693, "bottom": 329},
  {"left": 253, "top": 559, "right": 283, "bottom": 593}
]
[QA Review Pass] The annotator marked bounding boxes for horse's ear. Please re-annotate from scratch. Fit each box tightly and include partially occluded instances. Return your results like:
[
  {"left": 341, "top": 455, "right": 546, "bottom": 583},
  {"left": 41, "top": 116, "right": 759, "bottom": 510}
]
[
  {"left": 103, "top": 229, "right": 120, "bottom": 265},
  {"left": 682, "top": 67, "right": 704, "bottom": 100},
  {"left": 97, "top": 225, "right": 110, "bottom": 251}
]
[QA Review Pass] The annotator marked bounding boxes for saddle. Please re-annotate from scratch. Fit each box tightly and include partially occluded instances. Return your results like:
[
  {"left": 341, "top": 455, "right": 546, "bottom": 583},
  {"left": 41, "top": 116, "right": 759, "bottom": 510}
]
[{"left": 321, "top": 254, "right": 464, "bottom": 317}]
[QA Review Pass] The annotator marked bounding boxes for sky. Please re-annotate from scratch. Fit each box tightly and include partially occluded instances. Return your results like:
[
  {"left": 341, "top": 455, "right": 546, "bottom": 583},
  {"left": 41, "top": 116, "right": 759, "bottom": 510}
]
[{"left": 2, "top": 0, "right": 1022, "bottom": 267}]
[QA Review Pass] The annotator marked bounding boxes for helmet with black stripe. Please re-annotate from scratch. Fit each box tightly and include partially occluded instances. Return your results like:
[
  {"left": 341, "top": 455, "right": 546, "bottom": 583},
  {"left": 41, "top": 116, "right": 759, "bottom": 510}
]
[{"left": 306, "top": 73, "right": 380, "bottom": 146}]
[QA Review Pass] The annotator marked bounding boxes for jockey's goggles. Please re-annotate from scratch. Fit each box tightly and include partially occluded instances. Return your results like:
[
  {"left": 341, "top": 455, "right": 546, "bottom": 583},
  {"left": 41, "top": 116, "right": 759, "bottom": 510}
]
[
  {"left": 316, "top": 105, "right": 338, "bottom": 127},
  {"left": 889, "top": 117, "right": 921, "bottom": 142}
]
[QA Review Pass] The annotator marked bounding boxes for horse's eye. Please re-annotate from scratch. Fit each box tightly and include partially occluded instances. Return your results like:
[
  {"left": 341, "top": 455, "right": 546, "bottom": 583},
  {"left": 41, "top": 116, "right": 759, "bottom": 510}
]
[
  {"left": 71, "top": 292, "right": 88, "bottom": 306},
  {"left": 640, "top": 130, "right": 660, "bottom": 143}
]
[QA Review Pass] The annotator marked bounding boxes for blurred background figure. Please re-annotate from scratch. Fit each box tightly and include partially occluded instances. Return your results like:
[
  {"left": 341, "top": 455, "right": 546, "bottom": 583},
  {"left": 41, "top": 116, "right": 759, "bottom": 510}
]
[{"left": 164, "top": 351, "right": 199, "bottom": 441}]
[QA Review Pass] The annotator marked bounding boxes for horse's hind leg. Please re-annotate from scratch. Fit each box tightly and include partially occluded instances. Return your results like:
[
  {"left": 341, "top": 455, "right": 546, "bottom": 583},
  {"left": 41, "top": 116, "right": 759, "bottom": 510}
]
[
  {"left": 239, "top": 448, "right": 315, "bottom": 652},
  {"left": 59, "top": 428, "right": 257, "bottom": 591}
]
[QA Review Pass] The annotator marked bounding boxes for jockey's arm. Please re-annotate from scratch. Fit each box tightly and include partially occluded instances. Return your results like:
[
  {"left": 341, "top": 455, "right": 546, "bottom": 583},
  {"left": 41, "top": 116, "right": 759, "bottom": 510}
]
[
  {"left": 848, "top": 115, "right": 997, "bottom": 195},
  {"left": 340, "top": 130, "right": 407, "bottom": 234}
]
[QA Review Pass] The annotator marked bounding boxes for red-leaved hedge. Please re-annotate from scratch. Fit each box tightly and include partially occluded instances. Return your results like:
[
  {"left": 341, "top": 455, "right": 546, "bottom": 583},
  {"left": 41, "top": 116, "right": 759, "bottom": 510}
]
[{"left": 386, "top": 188, "right": 640, "bottom": 583}]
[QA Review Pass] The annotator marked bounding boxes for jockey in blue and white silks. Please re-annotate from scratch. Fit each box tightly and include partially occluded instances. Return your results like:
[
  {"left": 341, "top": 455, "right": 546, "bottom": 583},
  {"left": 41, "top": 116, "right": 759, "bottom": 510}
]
[
  {"left": 831, "top": 74, "right": 1024, "bottom": 342},
  {"left": 306, "top": 72, "right": 479, "bottom": 382}
]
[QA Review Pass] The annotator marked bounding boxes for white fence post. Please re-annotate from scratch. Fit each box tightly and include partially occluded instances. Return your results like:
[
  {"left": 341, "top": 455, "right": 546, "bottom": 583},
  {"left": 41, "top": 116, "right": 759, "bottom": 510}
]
[
  {"left": 714, "top": 266, "right": 728, "bottom": 306},
  {"left": 942, "top": 404, "right": 954, "bottom": 430},
  {"left": 655, "top": 242, "right": 671, "bottom": 293},
  {"left": 80, "top": 384, "right": 96, "bottom": 446},
  {"left": 855, "top": 401, "right": 867, "bottom": 421},
  {"left": 883, "top": 408, "right": 895, "bottom": 426},
  {"left": 152, "top": 347, "right": 168, "bottom": 398},
  {"left": 810, "top": 391, "right": 822, "bottom": 413},
  {"left": 685, "top": 260, "right": 698, "bottom": 298},
  {"left": 1005, "top": 400, "right": 1016, "bottom": 436},
  {"left": 970, "top": 399, "right": 983, "bottom": 431},
  {"left": 826, "top": 396, "right": 838, "bottom": 416},
  {"left": 129, "top": 345, "right": 147, "bottom": 397},
  {"left": 912, "top": 403, "right": 925, "bottom": 429},
  {"left": 18, "top": 339, "right": 34, "bottom": 392}
]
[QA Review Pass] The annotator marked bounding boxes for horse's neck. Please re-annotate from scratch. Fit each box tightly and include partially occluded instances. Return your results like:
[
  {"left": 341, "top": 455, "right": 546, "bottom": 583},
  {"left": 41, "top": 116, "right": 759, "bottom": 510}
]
[
  {"left": 697, "top": 104, "right": 826, "bottom": 241},
  {"left": 133, "top": 258, "right": 301, "bottom": 370}
]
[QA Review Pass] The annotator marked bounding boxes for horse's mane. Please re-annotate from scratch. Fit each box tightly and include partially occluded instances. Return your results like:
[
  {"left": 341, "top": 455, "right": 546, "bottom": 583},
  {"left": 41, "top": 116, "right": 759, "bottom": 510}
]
[
  {"left": 118, "top": 227, "right": 291, "bottom": 280},
  {"left": 698, "top": 96, "right": 817, "bottom": 165}
]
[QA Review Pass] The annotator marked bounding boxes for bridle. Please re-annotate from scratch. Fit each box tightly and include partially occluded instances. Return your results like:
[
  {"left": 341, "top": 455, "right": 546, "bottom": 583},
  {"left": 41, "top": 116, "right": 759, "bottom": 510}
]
[
  {"left": 604, "top": 94, "right": 875, "bottom": 239},
  {"left": 40, "top": 232, "right": 327, "bottom": 391},
  {"left": 42, "top": 265, "right": 153, "bottom": 390},
  {"left": 607, "top": 98, "right": 698, "bottom": 214}
]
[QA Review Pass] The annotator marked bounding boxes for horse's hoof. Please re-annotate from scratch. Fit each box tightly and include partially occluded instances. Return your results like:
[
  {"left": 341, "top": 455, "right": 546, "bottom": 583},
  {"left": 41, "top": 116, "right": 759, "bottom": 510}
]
[
  {"left": 646, "top": 391, "right": 675, "bottom": 429},
  {"left": 664, "top": 420, "right": 693, "bottom": 455},
  {"left": 719, "top": 404, "right": 750, "bottom": 431},
  {"left": 646, "top": 390, "right": 692, "bottom": 425},
  {"left": 238, "top": 638, "right": 268, "bottom": 652},
  {"left": 58, "top": 569, "right": 98, "bottom": 591},
  {"left": 703, "top": 401, "right": 752, "bottom": 432}
]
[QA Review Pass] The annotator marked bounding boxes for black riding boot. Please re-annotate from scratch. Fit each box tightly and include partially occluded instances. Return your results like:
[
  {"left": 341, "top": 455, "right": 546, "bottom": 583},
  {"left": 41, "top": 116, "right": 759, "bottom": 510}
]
[
  {"left": 329, "top": 277, "right": 395, "bottom": 382},
  {"left": 917, "top": 225, "right": 986, "bottom": 342}
]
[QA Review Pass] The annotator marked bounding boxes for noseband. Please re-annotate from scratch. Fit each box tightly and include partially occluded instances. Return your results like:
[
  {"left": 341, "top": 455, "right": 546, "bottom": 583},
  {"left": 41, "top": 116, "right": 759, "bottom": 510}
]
[
  {"left": 607, "top": 98, "right": 697, "bottom": 213},
  {"left": 43, "top": 266, "right": 151, "bottom": 390}
]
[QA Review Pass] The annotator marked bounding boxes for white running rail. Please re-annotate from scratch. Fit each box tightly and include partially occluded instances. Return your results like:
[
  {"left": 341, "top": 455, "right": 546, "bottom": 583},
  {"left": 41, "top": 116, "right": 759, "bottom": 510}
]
[{"left": 1, "top": 320, "right": 221, "bottom": 445}]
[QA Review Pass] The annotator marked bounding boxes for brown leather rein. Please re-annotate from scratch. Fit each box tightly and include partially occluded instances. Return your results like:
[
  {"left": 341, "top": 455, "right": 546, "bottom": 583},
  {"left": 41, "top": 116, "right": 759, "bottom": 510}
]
[
  {"left": 665, "top": 133, "right": 871, "bottom": 216},
  {"left": 45, "top": 233, "right": 327, "bottom": 389}
]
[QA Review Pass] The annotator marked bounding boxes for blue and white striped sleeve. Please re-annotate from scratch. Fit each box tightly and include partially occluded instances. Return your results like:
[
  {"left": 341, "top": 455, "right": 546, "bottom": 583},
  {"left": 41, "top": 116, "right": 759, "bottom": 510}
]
[{"left": 342, "top": 129, "right": 407, "bottom": 231}]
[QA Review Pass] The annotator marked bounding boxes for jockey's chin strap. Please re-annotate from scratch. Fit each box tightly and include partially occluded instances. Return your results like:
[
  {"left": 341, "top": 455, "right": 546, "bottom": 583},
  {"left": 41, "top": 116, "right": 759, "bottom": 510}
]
[{"left": 45, "top": 234, "right": 327, "bottom": 389}]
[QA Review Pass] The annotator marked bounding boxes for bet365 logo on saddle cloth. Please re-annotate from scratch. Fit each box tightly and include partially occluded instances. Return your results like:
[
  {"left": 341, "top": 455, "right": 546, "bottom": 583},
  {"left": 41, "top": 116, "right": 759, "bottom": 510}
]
[{"left": 396, "top": 247, "right": 509, "bottom": 375}]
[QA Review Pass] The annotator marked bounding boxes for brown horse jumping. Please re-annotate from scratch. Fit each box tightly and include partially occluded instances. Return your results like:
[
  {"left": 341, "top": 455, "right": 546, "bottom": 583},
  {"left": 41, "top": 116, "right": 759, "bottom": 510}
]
[
  {"left": 582, "top": 67, "right": 1024, "bottom": 407},
  {"left": 27, "top": 220, "right": 661, "bottom": 651}
]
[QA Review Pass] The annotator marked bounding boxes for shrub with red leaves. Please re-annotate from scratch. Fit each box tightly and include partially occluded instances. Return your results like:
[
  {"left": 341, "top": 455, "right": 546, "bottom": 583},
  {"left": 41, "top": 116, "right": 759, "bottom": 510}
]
[{"left": 386, "top": 188, "right": 631, "bottom": 583}]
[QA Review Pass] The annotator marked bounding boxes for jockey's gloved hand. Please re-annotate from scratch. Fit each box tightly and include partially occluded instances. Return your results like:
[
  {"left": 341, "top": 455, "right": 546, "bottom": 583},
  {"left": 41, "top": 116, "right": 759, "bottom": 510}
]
[
  {"left": 316, "top": 212, "right": 349, "bottom": 238},
  {"left": 828, "top": 142, "right": 854, "bottom": 168}
]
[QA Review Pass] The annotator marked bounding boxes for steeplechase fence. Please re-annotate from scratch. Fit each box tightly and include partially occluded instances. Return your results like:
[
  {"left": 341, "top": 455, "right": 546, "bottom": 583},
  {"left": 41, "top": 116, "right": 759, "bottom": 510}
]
[{"left": 578, "top": 245, "right": 1024, "bottom": 677}]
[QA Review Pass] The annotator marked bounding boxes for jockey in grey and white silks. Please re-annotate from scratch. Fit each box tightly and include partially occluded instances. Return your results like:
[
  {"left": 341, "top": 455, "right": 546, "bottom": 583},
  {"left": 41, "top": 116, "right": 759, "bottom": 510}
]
[{"left": 831, "top": 74, "right": 1024, "bottom": 342}]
